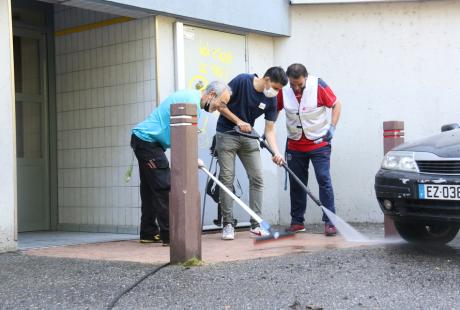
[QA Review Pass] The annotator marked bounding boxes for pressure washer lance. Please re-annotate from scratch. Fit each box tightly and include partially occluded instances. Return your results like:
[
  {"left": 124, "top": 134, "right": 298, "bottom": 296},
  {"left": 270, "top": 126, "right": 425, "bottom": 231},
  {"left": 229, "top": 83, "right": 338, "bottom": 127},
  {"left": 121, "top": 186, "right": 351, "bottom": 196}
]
[
  {"left": 198, "top": 159, "right": 295, "bottom": 243},
  {"left": 232, "top": 126, "right": 370, "bottom": 243},
  {"left": 233, "top": 126, "right": 326, "bottom": 207}
]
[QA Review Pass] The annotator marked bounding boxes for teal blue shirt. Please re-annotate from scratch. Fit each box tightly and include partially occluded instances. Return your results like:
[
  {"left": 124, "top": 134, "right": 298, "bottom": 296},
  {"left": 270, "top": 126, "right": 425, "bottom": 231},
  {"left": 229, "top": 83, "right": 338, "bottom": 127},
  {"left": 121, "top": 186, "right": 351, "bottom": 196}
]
[{"left": 132, "top": 90, "right": 202, "bottom": 150}]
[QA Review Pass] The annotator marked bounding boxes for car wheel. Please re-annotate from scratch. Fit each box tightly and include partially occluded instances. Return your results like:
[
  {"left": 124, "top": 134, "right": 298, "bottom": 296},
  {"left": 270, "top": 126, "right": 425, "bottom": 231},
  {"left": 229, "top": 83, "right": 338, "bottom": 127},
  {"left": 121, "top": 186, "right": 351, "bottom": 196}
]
[{"left": 394, "top": 221, "right": 459, "bottom": 245}]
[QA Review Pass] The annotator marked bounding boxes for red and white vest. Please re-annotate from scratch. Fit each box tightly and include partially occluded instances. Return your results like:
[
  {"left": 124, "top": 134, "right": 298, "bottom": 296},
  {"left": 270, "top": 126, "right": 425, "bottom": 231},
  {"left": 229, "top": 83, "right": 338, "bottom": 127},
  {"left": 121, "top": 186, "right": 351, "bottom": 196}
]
[{"left": 283, "top": 76, "right": 329, "bottom": 141}]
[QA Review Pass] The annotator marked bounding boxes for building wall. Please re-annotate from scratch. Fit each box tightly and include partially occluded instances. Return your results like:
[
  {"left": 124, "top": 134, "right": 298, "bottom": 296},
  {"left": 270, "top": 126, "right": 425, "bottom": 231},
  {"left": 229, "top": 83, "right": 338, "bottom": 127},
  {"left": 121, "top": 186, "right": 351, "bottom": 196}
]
[
  {"left": 0, "top": 0, "right": 17, "bottom": 252},
  {"left": 49, "top": 1, "right": 460, "bottom": 230},
  {"left": 107, "top": 0, "right": 290, "bottom": 36},
  {"left": 54, "top": 5, "right": 156, "bottom": 233},
  {"left": 274, "top": 0, "right": 460, "bottom": 223},
  {"left": 53, "top": 6, "right": 280, "bottom": 233}
]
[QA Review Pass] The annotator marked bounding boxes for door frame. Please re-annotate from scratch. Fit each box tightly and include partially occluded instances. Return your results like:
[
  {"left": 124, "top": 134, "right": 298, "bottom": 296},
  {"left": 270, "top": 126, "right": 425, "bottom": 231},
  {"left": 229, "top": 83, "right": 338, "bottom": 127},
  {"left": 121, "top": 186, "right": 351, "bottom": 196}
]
[{"left": 12, "top": 0, "right": 57, "bottom": 233}]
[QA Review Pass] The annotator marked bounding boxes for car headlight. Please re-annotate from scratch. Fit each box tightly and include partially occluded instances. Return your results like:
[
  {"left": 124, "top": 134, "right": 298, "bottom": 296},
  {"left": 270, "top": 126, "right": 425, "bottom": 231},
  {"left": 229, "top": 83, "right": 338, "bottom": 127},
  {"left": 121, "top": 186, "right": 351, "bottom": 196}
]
[{"left": 381, "top": 151, "right": 419, "bottom": 172}]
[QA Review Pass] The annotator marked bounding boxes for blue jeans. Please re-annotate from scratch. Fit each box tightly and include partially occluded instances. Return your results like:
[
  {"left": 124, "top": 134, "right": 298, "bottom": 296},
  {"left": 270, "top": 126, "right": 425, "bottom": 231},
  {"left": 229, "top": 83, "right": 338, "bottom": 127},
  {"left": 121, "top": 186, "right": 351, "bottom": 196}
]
[{"left": 286, "top": 145, "right": 335, "bottom": 225}]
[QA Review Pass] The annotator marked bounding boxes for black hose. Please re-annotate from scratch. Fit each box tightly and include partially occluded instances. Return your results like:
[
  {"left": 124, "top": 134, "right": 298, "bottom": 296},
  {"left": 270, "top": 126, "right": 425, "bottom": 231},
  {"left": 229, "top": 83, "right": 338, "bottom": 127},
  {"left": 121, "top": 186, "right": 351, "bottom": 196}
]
[
  {"left": 201, "top": 156, "right": 215, "bottom": 230},
  {"left": 106, "top": 262, "right": 170, "bottom": 309}
]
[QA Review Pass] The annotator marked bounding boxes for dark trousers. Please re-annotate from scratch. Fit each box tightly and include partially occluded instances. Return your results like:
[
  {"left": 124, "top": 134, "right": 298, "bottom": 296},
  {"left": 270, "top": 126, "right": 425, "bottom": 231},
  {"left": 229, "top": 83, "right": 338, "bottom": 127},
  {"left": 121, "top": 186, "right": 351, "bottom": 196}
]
[
  {"left": 286, "top": 145, "right": 335, "bottom": 225},
  {"left": 130, "top": 134, "right": 170, "bottom": 241}
]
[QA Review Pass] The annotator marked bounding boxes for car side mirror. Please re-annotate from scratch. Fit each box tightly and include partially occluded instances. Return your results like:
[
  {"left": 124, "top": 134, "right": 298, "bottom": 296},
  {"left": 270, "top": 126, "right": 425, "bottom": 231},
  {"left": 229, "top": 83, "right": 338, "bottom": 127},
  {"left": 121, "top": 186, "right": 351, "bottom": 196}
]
[{"left": 441, "top": 123, "right": 460, "bottom": 132}]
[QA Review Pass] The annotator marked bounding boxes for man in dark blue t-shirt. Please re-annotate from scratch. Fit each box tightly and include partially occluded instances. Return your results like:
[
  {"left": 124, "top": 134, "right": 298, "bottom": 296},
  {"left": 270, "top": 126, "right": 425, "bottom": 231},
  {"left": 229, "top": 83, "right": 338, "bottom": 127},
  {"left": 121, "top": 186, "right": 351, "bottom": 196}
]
[{"left": 215, "top": 66, "right": 288, "bottom": 240}]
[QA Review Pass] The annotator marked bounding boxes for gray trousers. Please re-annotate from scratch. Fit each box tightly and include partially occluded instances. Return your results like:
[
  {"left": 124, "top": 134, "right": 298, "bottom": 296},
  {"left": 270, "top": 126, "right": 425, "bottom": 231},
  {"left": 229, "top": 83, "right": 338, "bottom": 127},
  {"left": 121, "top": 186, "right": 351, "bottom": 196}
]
[{"left": 215, "top": 132, "right": 263, "bottom": 228}]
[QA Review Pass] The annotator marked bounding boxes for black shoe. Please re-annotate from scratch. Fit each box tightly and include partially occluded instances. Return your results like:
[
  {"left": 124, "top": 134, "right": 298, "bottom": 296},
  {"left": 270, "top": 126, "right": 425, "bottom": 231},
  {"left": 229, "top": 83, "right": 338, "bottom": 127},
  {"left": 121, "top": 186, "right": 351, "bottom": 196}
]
[
  {"left": 162, "top": 239, "right": 170, "bottom": 247},
  {"left": 139, "top": 233, "right": 162, "bottom": 244},
  {"left": 152, "top": 234, "right": 161, "bottom": 243}
]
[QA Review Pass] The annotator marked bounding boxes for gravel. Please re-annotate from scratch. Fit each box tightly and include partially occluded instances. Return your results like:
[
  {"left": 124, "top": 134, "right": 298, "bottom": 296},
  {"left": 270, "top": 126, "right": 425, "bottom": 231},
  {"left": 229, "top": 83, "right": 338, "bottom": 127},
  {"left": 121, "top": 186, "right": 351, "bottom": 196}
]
[{"left": 1, "top": 225, "right": 458, "bottom": 310}]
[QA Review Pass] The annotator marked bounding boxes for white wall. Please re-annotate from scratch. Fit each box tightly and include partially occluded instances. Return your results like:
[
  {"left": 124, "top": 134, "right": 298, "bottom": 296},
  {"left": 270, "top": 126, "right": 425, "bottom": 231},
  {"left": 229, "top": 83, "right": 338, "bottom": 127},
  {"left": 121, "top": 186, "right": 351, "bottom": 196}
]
[
  {"left": 0, "top": 0, "right": 17, "bottom": 252},
  {"left": 107, "top": 0, "right": 291, "bottom": 36},
  {"left": 55, "top": 5, "right": 156, "bottom": 233},
  {"left": 155, "top": 16, "right": 175, "bottom": 102},
  {"left": 274, "top": 0, "right": 460, "bottom": 223}
]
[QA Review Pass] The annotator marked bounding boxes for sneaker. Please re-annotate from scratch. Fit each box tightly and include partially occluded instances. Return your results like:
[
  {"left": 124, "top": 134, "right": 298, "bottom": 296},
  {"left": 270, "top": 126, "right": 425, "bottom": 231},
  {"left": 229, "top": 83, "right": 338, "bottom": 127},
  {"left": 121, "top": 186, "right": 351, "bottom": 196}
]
[
  {"left": 162, "top": 239, "right": 170, "bottom": 247},
  {"left": 324, "top": 223, "right": 337, "bottom": 236},
  {"left": 249, "top": 226, "right": 270, "bottom": 238},
  {"left": 285, "top": 224, "right": 306, "bottom": 233},
  {"left": 139, "top": 233, "right": 162, "bottom": 244},
  {"left": 222, "top": 224, "right": 235, "bottom": 240},
  {"left": 153, "top": 234, "right": 162, "bottom": 243}
]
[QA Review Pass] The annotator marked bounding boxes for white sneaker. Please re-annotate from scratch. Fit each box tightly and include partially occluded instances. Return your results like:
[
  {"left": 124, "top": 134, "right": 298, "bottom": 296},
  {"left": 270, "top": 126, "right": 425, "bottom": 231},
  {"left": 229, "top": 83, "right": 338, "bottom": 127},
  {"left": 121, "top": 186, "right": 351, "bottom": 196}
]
[
  {"left": 249, "top": 226, "right": 270, "bottom": 238},
  {"left": 222, "top": 224, "right": 235, "bottom": 240}
]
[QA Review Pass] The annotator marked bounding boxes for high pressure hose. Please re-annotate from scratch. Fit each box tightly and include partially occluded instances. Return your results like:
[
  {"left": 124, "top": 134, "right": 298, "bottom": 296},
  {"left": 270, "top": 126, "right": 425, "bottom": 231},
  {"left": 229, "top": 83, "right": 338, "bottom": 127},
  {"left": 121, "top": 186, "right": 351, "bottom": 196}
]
[{"left": 106, "top": 262, "right": 170, "bottom": 310}]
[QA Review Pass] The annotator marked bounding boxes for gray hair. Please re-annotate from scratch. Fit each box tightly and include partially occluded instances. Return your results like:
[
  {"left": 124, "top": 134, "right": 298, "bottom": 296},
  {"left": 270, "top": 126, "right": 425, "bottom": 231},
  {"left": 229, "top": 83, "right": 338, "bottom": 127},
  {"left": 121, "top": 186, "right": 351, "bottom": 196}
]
[{"left": 203, "top": 81, "right": 232, "bottom": 97}]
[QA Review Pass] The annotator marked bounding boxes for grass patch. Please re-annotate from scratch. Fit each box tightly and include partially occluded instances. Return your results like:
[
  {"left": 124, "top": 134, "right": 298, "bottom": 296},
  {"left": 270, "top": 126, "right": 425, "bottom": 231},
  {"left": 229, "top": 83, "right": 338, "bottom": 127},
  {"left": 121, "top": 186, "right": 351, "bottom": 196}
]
[{"left": 180, "top": 257, "right": 204, "bottom": 268}]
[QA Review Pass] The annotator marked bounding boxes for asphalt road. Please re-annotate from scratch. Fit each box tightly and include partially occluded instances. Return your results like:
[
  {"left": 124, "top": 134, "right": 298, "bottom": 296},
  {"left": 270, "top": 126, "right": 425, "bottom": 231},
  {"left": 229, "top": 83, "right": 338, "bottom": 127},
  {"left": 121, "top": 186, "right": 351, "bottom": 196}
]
[{"left": 0, "top": 229, "right": 459, "bottom": 310}]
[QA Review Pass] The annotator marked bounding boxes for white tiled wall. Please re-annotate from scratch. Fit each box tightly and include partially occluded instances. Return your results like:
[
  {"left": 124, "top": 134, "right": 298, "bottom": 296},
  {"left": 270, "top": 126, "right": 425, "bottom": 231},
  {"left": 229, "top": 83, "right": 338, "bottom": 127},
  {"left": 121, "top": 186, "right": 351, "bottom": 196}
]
[{"left": 55, "top": 6, "right": 156, "bottom": 233}]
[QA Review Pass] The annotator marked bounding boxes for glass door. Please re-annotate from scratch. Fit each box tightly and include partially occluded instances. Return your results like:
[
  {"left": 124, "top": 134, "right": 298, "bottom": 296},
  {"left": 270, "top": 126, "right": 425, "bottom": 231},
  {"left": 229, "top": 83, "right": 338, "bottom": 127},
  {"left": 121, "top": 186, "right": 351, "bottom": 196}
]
[
  {"left": 13, "top": 29, "right": 50, "bottom": 232},
  {"left": 182, "top": 26, "right": 248, "bottom": 228}
]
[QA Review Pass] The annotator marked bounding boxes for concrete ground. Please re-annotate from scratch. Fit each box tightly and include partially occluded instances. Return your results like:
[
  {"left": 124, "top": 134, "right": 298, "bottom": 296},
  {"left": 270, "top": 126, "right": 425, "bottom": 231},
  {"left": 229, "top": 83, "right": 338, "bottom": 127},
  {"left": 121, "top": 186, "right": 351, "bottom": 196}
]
[{"left": 1, "top": 224, "right": 459, "bottom": 309}]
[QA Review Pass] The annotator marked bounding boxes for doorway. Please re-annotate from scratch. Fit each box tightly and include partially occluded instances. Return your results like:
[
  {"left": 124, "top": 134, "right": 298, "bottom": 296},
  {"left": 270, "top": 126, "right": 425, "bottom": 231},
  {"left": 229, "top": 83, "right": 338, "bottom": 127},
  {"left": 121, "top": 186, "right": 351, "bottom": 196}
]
[{"left": 13, "top": 28, "right": 50, "bottom": 232}]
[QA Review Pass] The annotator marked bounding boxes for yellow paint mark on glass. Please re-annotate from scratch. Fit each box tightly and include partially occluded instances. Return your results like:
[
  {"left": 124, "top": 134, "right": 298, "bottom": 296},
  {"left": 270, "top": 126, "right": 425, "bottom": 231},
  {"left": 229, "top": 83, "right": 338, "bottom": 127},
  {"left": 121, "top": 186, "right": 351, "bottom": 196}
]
[
  {"left": 212, "top": 48, "right": 222, "bottom": 60},
  {"left": 188, "top": 75, "right": 208, "bottom": 91},
  {"left": 190, "top": 43, "right": 236, "bottom": 148},
  {"left": 210, "top": 64, "right": 224, "bottom": 79},
  {"left": 198, "top": 63, "right": 208, "bottom": 74},
  {"left": 218, "top": 52, "right": 233, "bottom": 64},
  {"left": 199, "top": 45, "right": 210, "bottom": 57}
]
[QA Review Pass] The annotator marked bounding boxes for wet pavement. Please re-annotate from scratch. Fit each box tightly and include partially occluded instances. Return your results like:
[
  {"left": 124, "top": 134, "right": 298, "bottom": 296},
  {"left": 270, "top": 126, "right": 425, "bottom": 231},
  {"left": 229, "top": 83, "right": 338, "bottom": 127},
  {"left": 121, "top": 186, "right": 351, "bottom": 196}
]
[
  {"left": 23, "top": 228, "right": 367, "bottom": 264},
  {"left": 0, "top": 224, "right": 459, "bottom": 309}
]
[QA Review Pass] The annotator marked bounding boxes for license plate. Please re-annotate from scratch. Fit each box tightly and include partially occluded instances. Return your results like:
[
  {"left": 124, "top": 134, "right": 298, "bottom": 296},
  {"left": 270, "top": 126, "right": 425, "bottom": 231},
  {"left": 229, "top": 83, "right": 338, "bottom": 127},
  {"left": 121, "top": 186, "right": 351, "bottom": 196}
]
[{"left": 418, "top": 184, "right": 460, "bottom": 200}]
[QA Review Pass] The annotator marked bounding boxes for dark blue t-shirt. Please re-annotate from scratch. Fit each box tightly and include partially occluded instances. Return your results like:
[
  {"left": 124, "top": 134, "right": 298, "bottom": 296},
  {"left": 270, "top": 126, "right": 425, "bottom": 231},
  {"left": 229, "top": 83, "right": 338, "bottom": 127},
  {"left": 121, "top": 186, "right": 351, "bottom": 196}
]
[{"left": 216, "top": 74, "right": 277, "bottom": 133}]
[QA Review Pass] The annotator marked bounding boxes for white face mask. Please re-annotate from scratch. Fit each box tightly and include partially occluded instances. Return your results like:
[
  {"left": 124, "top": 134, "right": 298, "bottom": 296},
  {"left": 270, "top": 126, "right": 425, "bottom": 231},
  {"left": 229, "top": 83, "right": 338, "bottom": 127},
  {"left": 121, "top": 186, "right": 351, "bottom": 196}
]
[{"left": 263, "top": 87, "right": 278, "bottom": 98}]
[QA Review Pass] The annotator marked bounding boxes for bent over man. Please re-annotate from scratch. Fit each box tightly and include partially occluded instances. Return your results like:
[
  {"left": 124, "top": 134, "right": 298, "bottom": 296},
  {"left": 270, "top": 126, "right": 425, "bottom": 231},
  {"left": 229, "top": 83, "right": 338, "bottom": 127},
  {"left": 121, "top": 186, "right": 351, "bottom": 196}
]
[{"left": 131, "top": 82, "right": 231, "bottom": 245}]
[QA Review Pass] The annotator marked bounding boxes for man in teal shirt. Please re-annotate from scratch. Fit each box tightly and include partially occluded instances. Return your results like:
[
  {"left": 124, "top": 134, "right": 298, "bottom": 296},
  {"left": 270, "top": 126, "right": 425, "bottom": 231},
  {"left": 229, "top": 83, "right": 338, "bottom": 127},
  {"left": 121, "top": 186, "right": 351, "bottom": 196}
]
[{"left": 131, "top": 81, "right": 231, "bottom": 245}]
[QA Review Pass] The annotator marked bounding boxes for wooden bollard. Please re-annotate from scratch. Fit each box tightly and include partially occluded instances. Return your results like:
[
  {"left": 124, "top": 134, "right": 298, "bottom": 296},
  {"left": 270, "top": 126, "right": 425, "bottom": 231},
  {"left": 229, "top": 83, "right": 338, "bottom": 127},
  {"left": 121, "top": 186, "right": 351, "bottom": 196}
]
[
  {"left": 169, "top": 103, "right": 201, "bottom": 264},
  {"left": 382, "top": 121, "right": 405, "bottom": 238}
]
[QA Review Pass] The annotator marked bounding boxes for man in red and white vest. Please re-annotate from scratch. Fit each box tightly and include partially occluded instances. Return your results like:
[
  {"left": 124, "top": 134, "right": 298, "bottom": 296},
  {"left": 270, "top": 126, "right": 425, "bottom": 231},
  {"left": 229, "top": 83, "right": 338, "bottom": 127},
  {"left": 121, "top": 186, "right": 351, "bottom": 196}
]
[{"left": 277, "top": 63, "right": 342, "bottom": 236}]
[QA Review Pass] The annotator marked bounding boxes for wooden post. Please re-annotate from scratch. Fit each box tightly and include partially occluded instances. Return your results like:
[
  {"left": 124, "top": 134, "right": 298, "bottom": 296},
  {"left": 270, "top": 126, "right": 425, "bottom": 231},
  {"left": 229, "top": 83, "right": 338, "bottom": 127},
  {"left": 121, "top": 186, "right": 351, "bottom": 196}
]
[
  {"left": 383, "top": 121, "right": 404, "bottom": 238},
  {"left": 169, "top": 103, "right": 201, "bottom": 264}
]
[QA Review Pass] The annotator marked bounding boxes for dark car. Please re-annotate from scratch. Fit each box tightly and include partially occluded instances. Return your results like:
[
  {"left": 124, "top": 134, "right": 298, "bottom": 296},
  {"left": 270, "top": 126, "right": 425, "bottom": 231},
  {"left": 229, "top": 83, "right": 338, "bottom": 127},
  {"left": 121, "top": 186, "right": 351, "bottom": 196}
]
[{"left": 375, "top": 123, "right": 460, "bottom": 244}]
